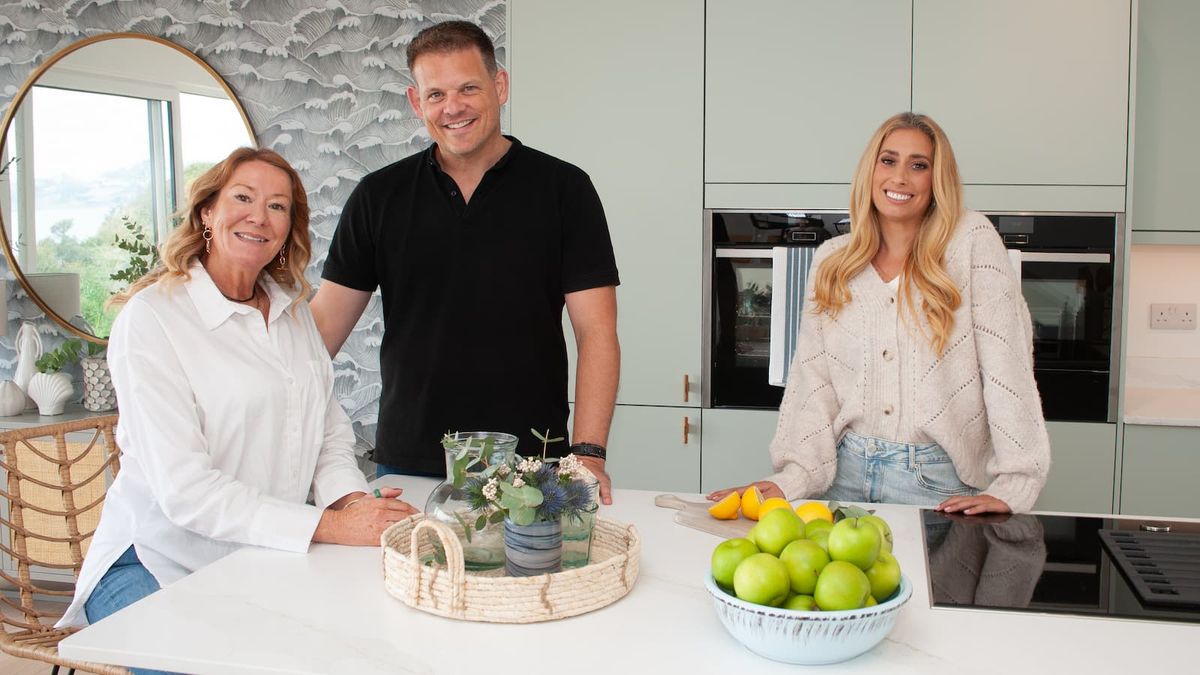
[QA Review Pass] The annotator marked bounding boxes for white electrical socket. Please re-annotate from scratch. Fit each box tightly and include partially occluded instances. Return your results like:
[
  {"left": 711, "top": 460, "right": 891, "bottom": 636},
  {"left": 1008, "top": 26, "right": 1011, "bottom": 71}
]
[{"left": 1150, "top": 303, "right": 1197, "bottom": 330}]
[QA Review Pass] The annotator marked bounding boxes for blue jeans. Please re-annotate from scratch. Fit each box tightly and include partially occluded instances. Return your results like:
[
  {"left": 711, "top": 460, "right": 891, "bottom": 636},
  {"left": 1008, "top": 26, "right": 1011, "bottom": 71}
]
[
  {"left": 820, "top": 431, "right": 978, "bottom": 507},
  {"left": 84, "top": 545, "right": 175, "bottom": 675}
]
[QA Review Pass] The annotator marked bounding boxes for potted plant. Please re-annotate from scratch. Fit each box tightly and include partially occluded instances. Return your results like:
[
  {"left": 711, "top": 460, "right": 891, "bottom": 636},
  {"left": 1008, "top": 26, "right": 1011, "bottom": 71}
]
[
  {"left": 458, "top": 429, "right": 596, "bottom": 577},
  {"left": 79, "top": 341, "right": 117, "bottom": 412},
  {"left": 28, "top": 339, "right": 83, "bottom": 415}
]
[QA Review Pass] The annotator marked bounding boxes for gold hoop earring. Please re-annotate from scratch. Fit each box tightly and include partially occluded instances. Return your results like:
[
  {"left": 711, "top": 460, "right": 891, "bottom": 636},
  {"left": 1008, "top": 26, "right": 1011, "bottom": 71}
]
[{"left": 278, "top": 246, "right": 287, "bottom": 269}]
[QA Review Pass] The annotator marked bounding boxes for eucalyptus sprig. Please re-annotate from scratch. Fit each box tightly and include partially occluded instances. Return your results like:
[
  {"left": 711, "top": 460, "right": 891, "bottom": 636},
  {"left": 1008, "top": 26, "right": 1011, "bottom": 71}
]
[
  {"left": 826, "top": 501, "right": 876, "bottom": 523},
  {"left": 34, "top": 339, "right": 83, "bottom": 374}
]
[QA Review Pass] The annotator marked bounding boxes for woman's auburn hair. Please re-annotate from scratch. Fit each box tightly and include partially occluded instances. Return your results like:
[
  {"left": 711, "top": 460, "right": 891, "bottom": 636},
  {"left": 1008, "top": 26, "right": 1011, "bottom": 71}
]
[
  {"left": 811, "top": 112, "right": 964, "bottom": 356},
  {"left": 110, "top": 147, "right": 312, "bottom": 307}
]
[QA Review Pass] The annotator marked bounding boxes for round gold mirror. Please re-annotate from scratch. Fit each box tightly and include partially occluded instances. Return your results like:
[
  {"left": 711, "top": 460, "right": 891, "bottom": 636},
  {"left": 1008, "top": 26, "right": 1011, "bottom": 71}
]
[{"left": 0, "top": 33, "right": 255, "bottom": 343}]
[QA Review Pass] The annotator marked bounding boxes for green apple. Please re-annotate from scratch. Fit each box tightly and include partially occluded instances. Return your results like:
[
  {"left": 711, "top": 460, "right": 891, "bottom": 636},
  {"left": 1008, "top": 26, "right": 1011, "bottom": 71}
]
[
  {"left": 779, "top": 539, "right": 831, "bottom": 595},
  {"left": 804, "top": 518, "right": 834, "bottom": 539},
  {"left": 733, "top": 553, "right": 791, "bottom": 607},
  {"left": 827, "top": 517, "right": 882, "bottom": 570},
  {"left": 783, "top": 594, "right": 818, "bottom": 611},
  {"left": 813, "top": 560, "right": 872, "bottom": 611},
  {"left": 752, "top": 508, "right": 805, "bottom": 556},
  {"left": 808, "top": 528, "right": 831, "bottom": 553},
  {"left": 864, "top": 549, "right": 901, "bottom": 602},
  {"left": 861, "top": 514, "right": 894, "bottom": 553},
  {"left": 711, "top": 537, "right": 759, "bottom": 591}
]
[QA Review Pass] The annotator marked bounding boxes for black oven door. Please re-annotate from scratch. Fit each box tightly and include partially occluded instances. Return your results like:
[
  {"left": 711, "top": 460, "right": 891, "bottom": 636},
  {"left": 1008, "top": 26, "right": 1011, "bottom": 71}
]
[
  {"left": 711, "top": 249, "right": 782, "bottom": 408},
  {"left": 1019, "top": 252, "right": 1114, "bottom": 422}
]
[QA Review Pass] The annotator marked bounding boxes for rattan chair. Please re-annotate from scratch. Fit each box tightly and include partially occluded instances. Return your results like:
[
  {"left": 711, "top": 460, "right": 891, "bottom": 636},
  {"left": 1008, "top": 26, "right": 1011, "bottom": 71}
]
[{"left": 0, "top": 415, "right": 127, "bottom": 675}]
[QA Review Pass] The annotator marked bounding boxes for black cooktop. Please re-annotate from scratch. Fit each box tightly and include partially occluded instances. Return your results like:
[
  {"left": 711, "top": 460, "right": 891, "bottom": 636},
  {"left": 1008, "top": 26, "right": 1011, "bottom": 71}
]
[{"left": 920, "top": 509, "right": 1200, "bottom": 625}]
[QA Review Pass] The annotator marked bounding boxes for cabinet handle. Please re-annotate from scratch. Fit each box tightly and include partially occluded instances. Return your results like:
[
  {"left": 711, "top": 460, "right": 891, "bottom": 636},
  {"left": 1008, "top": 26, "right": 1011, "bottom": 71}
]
[
  {"left": 682, "top": 416, "right": 690, "bottom": 444},
  {"left": 683, "top": 374, "right": 690, "bottom": 403}
]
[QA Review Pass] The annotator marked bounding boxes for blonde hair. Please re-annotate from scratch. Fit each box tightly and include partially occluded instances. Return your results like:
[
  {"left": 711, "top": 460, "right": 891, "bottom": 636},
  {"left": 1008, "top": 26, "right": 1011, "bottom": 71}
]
[
  {"left": 111, "top": 147, "right": 312, "bottom": 306},
  {"left": 811, "top": 112, "right": 964, "bottom": 355}
]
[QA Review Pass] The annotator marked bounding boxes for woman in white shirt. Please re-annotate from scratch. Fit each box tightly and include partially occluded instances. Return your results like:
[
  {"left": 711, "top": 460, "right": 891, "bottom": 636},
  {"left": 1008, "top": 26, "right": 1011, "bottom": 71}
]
[
  {"left": 59, "top": 148, "right": 417, "bottom": 631},
  {"left": 711, "top": 113, "right": 1050, "bottom": 515}
]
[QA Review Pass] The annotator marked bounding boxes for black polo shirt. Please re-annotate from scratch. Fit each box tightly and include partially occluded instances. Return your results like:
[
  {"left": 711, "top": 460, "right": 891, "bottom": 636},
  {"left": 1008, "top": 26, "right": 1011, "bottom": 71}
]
[{"left": 322, "top": 137, "right": 619, "bottom": 474}]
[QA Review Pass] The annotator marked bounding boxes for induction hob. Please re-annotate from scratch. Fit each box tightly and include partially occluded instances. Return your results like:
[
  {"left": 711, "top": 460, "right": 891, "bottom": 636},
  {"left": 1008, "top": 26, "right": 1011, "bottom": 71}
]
[{"left": 920, "top": 509, "right": 1200, "bottom": 625}]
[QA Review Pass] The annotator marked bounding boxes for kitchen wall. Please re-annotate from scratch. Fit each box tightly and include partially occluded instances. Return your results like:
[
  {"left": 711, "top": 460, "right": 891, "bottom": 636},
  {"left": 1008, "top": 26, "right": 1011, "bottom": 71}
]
[
  {"left": 0, "top": 0, "right": 506, "bottom": 444},
  {"left": 1124, "top": 244, "right": 1200, "bottom": 385}
]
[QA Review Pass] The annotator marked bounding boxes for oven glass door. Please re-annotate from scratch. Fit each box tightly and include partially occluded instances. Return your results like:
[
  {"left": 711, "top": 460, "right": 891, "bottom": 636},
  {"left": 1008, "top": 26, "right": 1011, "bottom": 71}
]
[
  {"left": 1020, "top": 253, "right": 1113, "bottom": 421},
  {"left": 711, "top": 250, "right": 783, "bottom": 408}
]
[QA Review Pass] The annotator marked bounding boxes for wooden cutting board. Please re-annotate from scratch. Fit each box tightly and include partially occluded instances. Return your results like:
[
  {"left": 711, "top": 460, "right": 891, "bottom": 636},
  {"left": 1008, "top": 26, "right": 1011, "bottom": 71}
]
[{"left": 654, "top": 494, "right": 754, "bottom": 540}]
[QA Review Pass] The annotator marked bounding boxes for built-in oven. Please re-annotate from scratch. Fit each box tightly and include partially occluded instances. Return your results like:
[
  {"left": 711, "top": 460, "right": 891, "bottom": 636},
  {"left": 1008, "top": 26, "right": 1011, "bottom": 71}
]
[
  {"left": 703, "top": 210, "right": 848, "bottom": 408},
  {"left": 703, "top": 210, "right": 1123, "bottom": 423},
  {"left": 988, "top": 213, "right": 1124, "bottom": 423}
]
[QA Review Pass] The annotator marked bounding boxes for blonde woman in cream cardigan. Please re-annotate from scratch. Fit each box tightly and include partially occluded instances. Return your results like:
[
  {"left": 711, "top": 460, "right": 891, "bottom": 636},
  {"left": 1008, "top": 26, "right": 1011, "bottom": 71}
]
[{"left": 711, "top": 113, "right": 1050, "bottom": 515}]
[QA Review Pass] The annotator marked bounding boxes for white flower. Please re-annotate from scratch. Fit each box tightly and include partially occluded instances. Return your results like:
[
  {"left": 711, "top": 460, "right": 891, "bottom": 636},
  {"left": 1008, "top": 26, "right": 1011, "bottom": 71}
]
[
  {"left": 512, "top": 477, "right": 525, "bottom": 488},
  {"left": 517, "top": 457, "right": 542, "bottom": 474},
  {"left": 559, "top": 453, "right": 586, "bottom": 479},
  {"left": 496, "top": 464, "right": 511, "bottom": 477},
  {"left": 482, "top": 478, "right": 499, "bottom": 501}
]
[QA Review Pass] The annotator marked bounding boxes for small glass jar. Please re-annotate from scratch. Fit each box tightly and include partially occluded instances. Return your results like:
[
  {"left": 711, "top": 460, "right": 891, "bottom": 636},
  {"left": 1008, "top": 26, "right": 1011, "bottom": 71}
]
[
  {"left": 561, "top": 473, "right": 600, "bottom": 569},
  {"left": 423, "top": 431, "right": 518, "bottom": 571}
]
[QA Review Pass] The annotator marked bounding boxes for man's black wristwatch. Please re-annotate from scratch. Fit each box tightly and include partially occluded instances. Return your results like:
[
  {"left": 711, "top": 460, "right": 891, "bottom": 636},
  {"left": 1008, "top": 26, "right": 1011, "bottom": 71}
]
[{"left": 569, "top": 442, "right": 607, "bottom": 461}]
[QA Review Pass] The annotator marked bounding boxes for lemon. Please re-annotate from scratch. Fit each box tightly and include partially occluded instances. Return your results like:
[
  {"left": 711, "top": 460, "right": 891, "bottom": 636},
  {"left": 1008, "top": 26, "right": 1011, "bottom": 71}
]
[
  {"left": 758, "top": 497, "right": 793, "bottom": 518},
  {"left": 740, "top": 485, "right": 764, "bottom": 520},
  {"left": 794, "top": 501, "right": 834, "bottom": 524},
  {"left": 708, "top": 491, "right": 741, "bottom": 520}
]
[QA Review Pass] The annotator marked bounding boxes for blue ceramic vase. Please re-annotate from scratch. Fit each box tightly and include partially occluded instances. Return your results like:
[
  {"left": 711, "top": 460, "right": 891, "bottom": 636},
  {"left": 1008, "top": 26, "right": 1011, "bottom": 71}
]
[{"left": 504, "top": 518, "right": 563, "bottom": 576}]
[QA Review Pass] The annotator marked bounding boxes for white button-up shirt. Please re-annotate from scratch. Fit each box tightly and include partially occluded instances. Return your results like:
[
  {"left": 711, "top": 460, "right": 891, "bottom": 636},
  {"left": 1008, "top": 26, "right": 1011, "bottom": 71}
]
[{"left": 59, "top": 264, "right": 368, "bottom": 627}]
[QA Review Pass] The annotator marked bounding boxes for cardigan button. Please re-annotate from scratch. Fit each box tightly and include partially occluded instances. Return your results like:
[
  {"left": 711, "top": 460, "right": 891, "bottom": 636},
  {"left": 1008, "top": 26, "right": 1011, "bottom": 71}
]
[
  {"left": 882, "top": 349, "right": 893, "bottom": 361},
  {"left": 883, "top": 404, "right": 894, "bottom": 415}
]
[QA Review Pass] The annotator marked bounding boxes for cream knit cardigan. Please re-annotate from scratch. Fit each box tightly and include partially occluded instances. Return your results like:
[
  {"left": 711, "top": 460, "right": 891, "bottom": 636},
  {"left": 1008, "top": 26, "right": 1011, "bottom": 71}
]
[{"left": 766, "top": 211, "right": 1051, "bottom": 512}]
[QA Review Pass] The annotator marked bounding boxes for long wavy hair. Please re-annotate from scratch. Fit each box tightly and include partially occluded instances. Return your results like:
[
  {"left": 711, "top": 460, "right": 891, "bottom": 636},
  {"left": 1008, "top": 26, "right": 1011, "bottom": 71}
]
[
  {"left": 110, "top": 147, "right": 312, "bottom": 307},
  {"left": 811, "top": 112, "right": 964, "bottom": 356}
]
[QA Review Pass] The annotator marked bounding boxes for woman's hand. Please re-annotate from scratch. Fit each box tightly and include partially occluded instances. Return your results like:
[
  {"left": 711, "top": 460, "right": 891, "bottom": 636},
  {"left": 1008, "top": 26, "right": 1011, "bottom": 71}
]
[
  {"left": 707, "top": 480, "right": 785, "bottom": 502},
  {"left": 935, "top": 493, "right": 1012, "bottom": 516},
  {"left": 313, "top": 487, "right": 419, "bottom": 545}
]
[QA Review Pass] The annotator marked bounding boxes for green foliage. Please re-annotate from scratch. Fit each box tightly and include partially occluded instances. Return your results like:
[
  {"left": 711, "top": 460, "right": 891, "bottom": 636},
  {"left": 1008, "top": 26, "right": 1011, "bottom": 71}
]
[
  {"left": 826, "top": 501, "right": 875, "bottom": 523},
  {"left": 498, "top": 481, "right": 545, "bottom": 526},
  {"left": 35, "top": 339, "right": 83, "bottom": 374},
  {"left": 110, "top": 216, "right": 159, "bottom": 286}
]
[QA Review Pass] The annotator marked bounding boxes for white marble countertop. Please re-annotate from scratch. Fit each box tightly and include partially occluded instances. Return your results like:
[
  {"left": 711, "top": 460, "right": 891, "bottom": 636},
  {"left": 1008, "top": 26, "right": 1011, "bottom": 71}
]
[
  {"left": 59, "top": 476, "right": 1200, "bottom": 674},
  {"left": 1124, "top": 386, "right": 1200, "bottom": 427}
]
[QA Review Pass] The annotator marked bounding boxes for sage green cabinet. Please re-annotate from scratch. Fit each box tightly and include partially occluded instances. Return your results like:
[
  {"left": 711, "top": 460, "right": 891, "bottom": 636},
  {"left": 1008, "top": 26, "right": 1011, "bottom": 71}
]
[
  {"left": 699, "top": 408, "right": 778, "bottom": 493},
  {"left": 1120, "top": 425, "right": 1200, "bottom": 518},
  {"left": 604, "top": 405, "right": 700, "bottom": 493},
  {"left": 913, "top": 0, "right": 1130, "bottom": 186},
  {"left": 509, "top": 0, "right": 704, "bottom": 408},
  {"left": 704, "top": 0, "right": 911, "bottom": 185},
  {"left": 1132, "top": 1, "right": 1200, "bottom": 239},
  {"left": 1034, "top": 422, "right": 1116, "bottom": 515}
]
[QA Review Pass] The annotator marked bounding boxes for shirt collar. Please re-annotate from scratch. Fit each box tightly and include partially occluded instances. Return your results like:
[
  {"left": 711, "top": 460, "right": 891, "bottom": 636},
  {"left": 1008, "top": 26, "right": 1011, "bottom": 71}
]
[
  {"left": 423, "top": 135, "right": 522, "bottom": 173},
  {"left": 185, "top": 261, "right": 300, "bottom": 331}
]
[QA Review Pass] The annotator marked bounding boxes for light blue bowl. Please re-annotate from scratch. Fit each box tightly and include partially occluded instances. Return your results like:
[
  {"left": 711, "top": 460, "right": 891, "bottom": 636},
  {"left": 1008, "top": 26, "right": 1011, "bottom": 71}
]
[{"left": 704, "top": 573, "right": 912, "bottom": 665}]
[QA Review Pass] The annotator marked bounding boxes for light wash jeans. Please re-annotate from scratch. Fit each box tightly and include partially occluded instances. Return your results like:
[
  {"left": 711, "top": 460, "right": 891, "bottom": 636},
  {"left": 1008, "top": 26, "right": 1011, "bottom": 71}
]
[
  {"left": 84, "top": 545, "right": 176, "bottom": 675},
  {"left": 820, "top": 430, "right": 978, "bottom": 507}
]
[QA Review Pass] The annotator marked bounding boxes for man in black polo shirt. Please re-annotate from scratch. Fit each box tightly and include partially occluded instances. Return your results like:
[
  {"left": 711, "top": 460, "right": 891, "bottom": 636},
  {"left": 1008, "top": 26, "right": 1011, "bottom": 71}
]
[{"left": 311, "top": 21, "right": 620, "bottom": 503}]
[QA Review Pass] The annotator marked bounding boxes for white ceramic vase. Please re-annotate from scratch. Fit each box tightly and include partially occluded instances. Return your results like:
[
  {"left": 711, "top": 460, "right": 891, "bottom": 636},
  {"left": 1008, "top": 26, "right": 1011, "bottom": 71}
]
[
  {"left": 27, "top": 372, "right": 73, "bottom": 416},
  {"left": 0, "top": 380, "right": 26, "bottom": 416},
  {"left": 81, "top": 356, "right": 118, "bottom": 412},
  {"left": 13, "top": 322, "right": 43, "bottom": 410}
]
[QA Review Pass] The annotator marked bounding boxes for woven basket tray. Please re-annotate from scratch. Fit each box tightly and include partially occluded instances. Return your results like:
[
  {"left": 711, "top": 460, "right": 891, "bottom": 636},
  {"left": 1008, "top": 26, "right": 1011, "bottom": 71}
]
[{"left": 382, "top": 515, "right": 641, "bottom": 623}]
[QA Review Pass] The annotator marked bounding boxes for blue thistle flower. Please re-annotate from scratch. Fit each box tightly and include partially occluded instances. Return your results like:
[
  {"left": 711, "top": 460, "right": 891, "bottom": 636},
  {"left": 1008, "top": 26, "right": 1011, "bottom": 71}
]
[
  {"left": 461, "top": 476, "right": 490, "bottom": 511},
  {"left": 562, "top": 479, "right": 591, "bottom": 512},
  {"left": 538, "top": 482, "right": 568, "bottom": 520}
]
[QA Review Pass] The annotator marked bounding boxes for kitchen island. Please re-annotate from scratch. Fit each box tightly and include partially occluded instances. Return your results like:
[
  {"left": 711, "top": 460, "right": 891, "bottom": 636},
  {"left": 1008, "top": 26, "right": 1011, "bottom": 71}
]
[{"left": 59, "top": 476, "right": 1195, "bottom": 674}]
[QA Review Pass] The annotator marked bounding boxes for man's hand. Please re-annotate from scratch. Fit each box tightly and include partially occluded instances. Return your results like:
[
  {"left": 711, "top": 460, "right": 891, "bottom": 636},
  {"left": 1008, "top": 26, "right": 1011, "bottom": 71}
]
[{"left": 578, "top": 456, "right": 613, "bottom": 505}]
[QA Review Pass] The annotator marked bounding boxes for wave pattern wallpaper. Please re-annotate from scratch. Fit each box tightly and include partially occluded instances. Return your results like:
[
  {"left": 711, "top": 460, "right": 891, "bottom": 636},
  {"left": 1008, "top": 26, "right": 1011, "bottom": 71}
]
[{"left": 0, "top": 0, "right": 507, "bottom": 451}]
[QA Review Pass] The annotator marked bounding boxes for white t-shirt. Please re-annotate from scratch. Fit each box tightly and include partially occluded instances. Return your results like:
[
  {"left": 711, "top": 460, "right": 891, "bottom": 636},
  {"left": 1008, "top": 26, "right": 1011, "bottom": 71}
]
[{"left": 58, "top": 263, "right": 367, "bottom": 628}]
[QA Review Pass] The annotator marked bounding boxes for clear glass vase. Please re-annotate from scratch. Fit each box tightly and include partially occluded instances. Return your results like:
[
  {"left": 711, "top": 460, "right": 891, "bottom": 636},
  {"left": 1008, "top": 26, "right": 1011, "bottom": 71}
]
[{"left": 423, "top": 431, "right": 518, "bottom": 571}]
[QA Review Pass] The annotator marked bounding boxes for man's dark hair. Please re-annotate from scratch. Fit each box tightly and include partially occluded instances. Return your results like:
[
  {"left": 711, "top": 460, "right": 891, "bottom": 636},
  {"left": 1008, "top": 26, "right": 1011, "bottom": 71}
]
[{"left": 406, "top": 20, "right": 498, "bottom": 75}]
